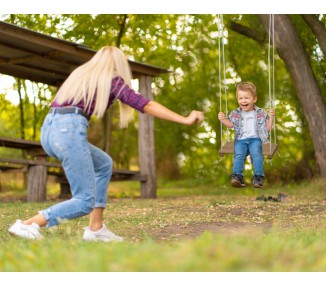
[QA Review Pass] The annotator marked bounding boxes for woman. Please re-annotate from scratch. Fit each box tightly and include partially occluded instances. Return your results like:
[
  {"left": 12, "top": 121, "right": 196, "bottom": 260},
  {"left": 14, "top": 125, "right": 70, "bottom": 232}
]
[{"left": 8, "top": 46, "right": 204, "bottom": 241}]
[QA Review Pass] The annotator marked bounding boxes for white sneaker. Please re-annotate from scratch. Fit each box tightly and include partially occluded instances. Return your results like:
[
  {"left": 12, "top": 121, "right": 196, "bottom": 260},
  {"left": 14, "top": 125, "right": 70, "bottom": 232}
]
[
  {"left": 83, "top": 224, "right": 124, "bottom": 242},
  {"left": 8, "top": 219, "right": 43, "bottom": 240}
]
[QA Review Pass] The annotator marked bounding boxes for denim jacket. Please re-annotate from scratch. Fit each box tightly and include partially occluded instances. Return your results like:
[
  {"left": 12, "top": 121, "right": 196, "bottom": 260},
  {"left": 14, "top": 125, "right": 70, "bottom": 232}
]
[{"left": 228, "top": 105, "right": 270, "bottom": 143}]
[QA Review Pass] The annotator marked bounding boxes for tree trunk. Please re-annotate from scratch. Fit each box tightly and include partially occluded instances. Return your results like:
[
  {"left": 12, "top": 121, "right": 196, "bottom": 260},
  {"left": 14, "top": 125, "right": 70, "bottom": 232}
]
[
  {"left": 102, "top": 14, "right": 128, "bottom": 153},
  {"left": 102, "top": 110, "right": 113, "bottom": 153},
  {"left": 259, "top": 14, "right": 326, "bottom": 177}
]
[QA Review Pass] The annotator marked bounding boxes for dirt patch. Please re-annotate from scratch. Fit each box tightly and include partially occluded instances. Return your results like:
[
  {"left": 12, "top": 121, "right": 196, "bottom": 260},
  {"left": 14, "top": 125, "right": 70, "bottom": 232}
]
[{"left": 150, "top": 221, "right": 273, "bottom": 240}]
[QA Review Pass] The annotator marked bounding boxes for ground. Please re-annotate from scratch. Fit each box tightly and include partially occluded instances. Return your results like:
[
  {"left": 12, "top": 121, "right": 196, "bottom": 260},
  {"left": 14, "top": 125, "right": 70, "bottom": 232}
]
[
  {"left": 151, "top": 221, "right": 273, "bottom": 240},
  {"left": 1, "top": 179, "right": 326, "bottom": 243}
]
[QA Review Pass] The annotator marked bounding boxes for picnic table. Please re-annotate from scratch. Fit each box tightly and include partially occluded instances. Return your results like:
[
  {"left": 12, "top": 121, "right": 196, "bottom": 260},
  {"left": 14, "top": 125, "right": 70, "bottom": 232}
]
[{"left": 0, "top": 136, "right": 146, "bottom": 202}]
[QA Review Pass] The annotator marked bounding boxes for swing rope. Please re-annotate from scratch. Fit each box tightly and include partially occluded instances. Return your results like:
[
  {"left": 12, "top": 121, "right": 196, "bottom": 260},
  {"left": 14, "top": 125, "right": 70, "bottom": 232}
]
[
  {"left": 218, "top": 15, "right": 223, "bottom": 151},
  {"left": 272, "top": 15, "right": 277, "bottom": 146},
  {"left": 218, "top": 14, "right": 228, "bottom": 150},
  {"left": 218, "top": 14, "right": 278, "bottom": 159},
  {"left": 268, "top": 14, "right": 278, "bottom": 154}
]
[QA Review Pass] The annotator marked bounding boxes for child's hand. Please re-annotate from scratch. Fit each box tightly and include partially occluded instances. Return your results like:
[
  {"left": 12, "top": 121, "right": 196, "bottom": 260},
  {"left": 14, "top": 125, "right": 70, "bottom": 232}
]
[
  {"left": 218, "top": 112, "right": 226, "bottom": 121},
  {"left": 269, "top": 109, "right": 275, "bottom": 117}
]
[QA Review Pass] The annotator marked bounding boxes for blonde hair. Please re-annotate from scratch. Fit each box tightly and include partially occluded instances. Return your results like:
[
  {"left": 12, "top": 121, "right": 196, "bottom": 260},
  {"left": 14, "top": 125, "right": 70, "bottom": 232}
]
[
  {"left": 54, "top": 46, "right": 134, "bottom": 128},
  {"left": 236, "top": 82, "right": 257, "bottom": 98}
]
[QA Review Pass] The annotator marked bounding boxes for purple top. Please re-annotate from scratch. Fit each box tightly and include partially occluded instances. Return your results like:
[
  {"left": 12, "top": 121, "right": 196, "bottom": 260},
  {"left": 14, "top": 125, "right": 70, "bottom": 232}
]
[{"left": 51, "top": 77, "right": 150, "bottom": 117}]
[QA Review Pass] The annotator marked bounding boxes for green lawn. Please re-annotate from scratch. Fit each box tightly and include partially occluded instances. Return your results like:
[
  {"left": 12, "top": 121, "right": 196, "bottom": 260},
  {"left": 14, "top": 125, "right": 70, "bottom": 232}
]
[{"left": 0, "top": 178, "right": 326, "bottom": 271}]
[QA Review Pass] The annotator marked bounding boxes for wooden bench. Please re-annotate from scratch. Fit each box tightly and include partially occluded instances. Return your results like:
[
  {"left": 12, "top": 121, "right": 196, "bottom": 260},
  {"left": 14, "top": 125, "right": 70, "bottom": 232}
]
[{"left": 0, "top": 136, "right": 146, "bottom": 202}]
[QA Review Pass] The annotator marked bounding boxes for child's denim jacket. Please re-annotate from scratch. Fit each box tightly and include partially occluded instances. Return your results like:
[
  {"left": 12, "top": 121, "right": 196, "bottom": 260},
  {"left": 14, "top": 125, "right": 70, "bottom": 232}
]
[{"left": 228, "top": 105, "right": 270, "bottom": 143}]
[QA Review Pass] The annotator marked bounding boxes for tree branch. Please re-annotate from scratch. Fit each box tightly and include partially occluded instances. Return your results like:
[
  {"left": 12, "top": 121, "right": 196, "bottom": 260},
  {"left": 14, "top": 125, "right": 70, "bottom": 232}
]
[
  {"left": 116, "top": 14, "right": 128, "bottom": 48},
  {"left": 301, "top": 14, "right": 326, "bottom": 58},
  {"left": 228, "top": 21, "right": 266, "bottom": 44}
]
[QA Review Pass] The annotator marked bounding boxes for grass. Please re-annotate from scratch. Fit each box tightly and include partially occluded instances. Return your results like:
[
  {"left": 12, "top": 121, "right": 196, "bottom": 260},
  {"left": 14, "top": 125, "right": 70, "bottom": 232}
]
[{"left": 0, "top": 178, "right": 326, "bottom": 272}]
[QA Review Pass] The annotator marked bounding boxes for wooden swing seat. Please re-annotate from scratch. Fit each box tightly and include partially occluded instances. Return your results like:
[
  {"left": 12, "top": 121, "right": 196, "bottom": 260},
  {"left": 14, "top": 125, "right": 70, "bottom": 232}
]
[{"left": 219, "top": 141, "right": 278, "bottom": 159}]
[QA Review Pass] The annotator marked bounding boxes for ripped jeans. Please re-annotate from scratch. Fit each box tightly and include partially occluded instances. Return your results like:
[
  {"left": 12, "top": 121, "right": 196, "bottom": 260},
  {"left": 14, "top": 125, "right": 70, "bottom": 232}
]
[{"left": 39, "top": 112, "right": 113, "bottom": 227}]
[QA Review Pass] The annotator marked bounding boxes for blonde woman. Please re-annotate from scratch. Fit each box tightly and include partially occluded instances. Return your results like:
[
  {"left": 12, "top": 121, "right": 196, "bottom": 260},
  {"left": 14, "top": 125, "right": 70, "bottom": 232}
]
[{"left": 8, "top": 46, "right": 204, "bottom": 241}]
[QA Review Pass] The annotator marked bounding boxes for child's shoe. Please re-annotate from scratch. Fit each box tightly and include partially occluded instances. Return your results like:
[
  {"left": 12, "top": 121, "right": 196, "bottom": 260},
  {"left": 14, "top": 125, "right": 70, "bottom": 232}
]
[
  {"left": 8, "top": 219, "right": 43, "bottom": 240},
  {"left": 231, "top": 174, "right": 246, "bottom": 188},
  {"left": 83, "top": 224, "right": 124, "bottom": 242},
  {"left": 253, "top": 175, "right": 264, "bottom": 188}
]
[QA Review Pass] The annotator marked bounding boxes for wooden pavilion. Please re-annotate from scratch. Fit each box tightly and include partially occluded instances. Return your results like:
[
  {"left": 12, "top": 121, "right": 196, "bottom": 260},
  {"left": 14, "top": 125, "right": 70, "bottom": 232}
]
[{"left": 0, "top": 21, "right": 169, "bottom": 199}]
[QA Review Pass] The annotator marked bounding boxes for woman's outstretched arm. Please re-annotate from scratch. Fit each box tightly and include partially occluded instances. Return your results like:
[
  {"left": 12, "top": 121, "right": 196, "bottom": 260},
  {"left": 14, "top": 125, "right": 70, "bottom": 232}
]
[{"left": 143, "top": 101, "right": 204, "bottom": 126}]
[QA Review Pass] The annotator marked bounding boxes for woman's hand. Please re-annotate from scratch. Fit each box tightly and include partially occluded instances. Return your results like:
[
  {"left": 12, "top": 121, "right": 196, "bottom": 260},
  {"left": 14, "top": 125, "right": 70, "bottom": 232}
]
[
  {"left": 184, "top": 110, "right": 205, "bottom": 126},
  {"left": 143, "top": 101, "right": 204, "bottom": 126}
]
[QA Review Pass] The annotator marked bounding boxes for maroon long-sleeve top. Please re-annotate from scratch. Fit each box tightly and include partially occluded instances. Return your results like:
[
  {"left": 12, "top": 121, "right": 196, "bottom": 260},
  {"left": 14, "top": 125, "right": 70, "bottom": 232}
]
[{"left": 51, "top": 77, "right": 150, "bottom": 117}]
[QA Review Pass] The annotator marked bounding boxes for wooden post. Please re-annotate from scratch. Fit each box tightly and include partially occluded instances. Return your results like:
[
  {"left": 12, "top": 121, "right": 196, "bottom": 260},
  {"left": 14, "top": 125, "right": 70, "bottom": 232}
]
[
  {"left": 27, "top": 165, "right": 47, "bottom": 202},
  {"left": 138, "top": 75, "right": 157, "bottom": 198},
  {"left": 26, "top": 149, "right": 48, "bottom": 202}
]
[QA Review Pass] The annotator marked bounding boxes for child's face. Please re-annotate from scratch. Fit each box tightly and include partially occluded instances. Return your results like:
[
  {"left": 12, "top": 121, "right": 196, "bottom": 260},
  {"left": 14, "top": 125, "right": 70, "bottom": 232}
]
[{"left": 236, "top": 90, "right": 257, "bottom": 112}]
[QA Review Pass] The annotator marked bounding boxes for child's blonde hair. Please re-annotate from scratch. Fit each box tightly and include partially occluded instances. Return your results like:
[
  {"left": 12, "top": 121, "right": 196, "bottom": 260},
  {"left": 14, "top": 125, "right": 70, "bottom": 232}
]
[
  {"left": 236, "top": 82, "right": 257, "bottom": 98},
  {"left": 54, "top": 46, "right": 134, "bottom": 128}
]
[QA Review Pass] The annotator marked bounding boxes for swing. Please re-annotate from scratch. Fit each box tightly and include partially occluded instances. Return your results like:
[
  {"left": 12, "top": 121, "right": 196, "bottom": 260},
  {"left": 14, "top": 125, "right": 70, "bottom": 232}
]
[
  {"left": 217, "top": 14, "right": 278, "bottom": 160},
  {"left": 219, "top": 141, "right": 278, "bottom": 160}
]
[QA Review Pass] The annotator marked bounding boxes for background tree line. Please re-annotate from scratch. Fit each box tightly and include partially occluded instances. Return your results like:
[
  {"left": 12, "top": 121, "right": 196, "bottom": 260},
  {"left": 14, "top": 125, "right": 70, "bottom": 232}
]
[{"left": 0, "top": 14, "right": 325, "bottom": 185}]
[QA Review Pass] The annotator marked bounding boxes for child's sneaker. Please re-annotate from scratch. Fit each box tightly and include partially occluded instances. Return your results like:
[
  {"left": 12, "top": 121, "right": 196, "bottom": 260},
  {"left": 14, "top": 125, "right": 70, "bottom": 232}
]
[
  {"left": 8, "top": 219, "right": 43, "bottom": 240},
  {"left": 253, "top": 175, "right": 264, "bottom": 188},
  {"left": 231, "top": 174, "right": 246, "bottom": 188},
  {"left": 83, "top": 224, "right": 124, "bottom": 242}
]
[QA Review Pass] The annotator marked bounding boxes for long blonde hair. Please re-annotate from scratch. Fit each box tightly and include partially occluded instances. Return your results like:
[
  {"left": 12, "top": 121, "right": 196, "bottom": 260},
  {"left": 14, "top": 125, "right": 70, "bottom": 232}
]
[{"left": 54, "top": 46, "right": 134, "bottom": 128}]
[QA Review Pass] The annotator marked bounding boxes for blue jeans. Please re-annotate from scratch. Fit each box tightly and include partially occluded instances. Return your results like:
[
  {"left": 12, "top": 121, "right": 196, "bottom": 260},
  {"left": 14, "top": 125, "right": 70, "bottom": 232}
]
[
  {"left": 233, "top": 137, "right": 264, "bottom": 177},
  {"left": 39, "top": 112, "right": 113, "bottom": 227}
]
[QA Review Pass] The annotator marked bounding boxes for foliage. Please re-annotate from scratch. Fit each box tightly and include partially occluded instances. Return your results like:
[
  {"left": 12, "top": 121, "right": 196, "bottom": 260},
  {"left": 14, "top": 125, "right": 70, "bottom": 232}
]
[
  {"left": 0, "top": 14, "right": 324, "bottom": 183},
  {"left": 1, "top": 179, "right": 326, "bottom": 271}
]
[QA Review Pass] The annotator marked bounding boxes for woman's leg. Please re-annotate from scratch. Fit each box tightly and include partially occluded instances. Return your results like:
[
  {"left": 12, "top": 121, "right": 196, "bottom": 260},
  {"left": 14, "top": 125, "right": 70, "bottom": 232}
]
[
  {"left": 88, "top": 143, "right": 113, "bottom": 231},
  {"left": 23, "top": 213, "right": 47, "bottom": 227},
  {"left": 89, "top": 208, "right": 105, "bottom": 231},
  {"left": 20, "top": 143, "right": 112, "bottom": 235},
  {"left": 38, "top": 114, "right": 96, "bottom": 227},
  {"left": 9, "top": 114, "right": 97, "bottom": 239},
  {"left": 82, "top": 144, "right": 124, "bottom": 241}
]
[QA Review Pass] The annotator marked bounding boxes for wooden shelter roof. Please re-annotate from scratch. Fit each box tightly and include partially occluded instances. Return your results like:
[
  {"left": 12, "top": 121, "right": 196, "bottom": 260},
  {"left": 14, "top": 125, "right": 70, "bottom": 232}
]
[{"left": 0, "top": 21, "right": 169, "bottom": 86}]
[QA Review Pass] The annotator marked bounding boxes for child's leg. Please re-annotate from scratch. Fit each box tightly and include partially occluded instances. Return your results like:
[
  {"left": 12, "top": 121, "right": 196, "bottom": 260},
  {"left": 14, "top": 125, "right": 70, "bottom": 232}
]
[
  {"left": 248, "top": 138, "right": 264, "bottom": 176},
  {"left": 233, "top": 139, "right": 248, "bottom": 176}
]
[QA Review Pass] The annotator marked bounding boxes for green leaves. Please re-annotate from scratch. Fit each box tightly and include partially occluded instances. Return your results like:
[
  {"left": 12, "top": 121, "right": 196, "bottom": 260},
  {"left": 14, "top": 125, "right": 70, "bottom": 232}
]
[{"left": 1, "top": 14, "right": 324, "bottom": 181}]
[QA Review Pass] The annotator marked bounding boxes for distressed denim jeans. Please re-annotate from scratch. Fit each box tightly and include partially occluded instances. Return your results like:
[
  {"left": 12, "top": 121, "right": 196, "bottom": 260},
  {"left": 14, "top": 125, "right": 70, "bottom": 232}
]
[
  {"left": 233, "top": 137, "right": 264, "bottom": 177},
  {"left": 39, "top": 112, "right": 113, "bottom": 227}
]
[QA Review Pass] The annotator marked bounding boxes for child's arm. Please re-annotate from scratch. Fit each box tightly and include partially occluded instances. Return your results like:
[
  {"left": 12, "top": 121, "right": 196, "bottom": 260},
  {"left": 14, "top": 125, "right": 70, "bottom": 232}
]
[
  {"left": 266, "top": 109, "right": 275, "bottom": 132},
  {"left": 218, "top": 112, "right": 233, "bottom": 128}
]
